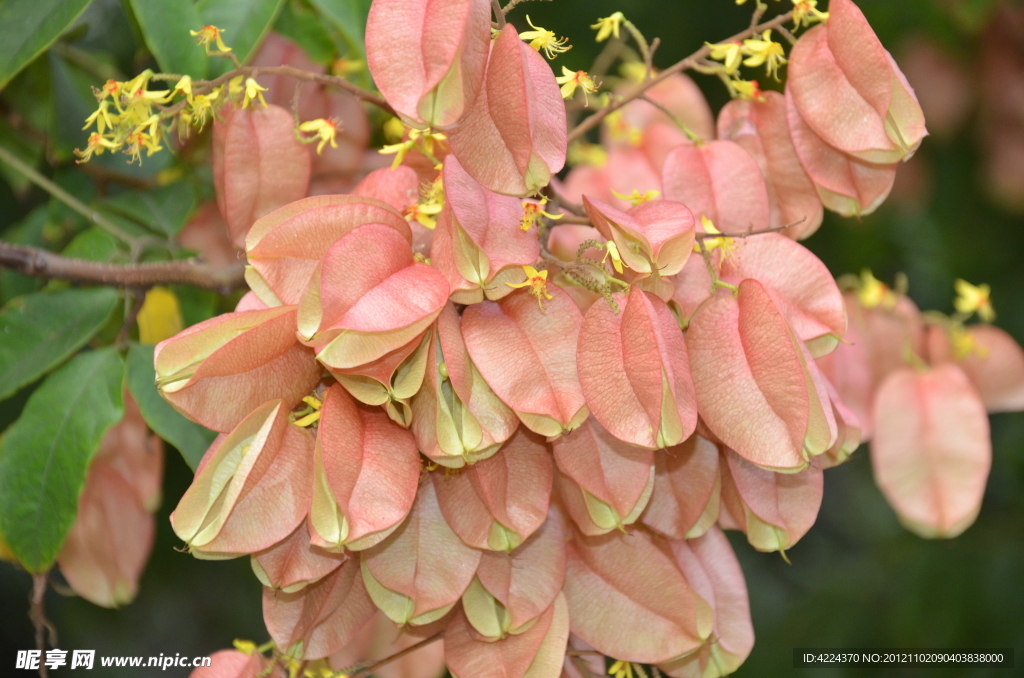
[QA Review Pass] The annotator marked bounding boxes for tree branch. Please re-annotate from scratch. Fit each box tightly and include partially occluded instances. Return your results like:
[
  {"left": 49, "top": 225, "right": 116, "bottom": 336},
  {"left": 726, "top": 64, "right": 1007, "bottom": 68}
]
[
  {"left": 348, "top": 632, "right": 443, "bottom": 678},
  {"left": 30, "top": 573, "right": 56, "bottom": 678},
  {"left": 170, "top": 65, "right": 394, "bottom": 120},
  {"left": 0, "top": 242, "right": 246, "bottom": 295},
  {"left": 567, "top": 10, "right": 795, "bottom": 143}
]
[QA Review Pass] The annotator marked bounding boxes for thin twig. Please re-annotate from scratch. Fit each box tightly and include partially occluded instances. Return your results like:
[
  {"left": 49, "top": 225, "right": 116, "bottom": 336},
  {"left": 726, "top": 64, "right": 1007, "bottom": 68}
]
[
  {"left": 750, "top": 0, "right": 769, "bottom": 30},
  {"left": 348, "top": 632, "right": 443, "bottom": 678},
  {"left": 30, "top": 573, "right": 56, "bottom": 678},
  {"left": 0, "top": 242, "right": 246, "bottom": 294},
  {"left": 776, "top": 25, "right": 798, "bottom": 45},
  {"left": 162, "top": 65, "right": 394, "bottom": 122},
  {"left": 115, "top": 289, "right": 145, "bottom": 346},
  {"left": 695, "top": 217, "right": 806, "bottom": 240},
  {"left": 501, "top": 0, "right": 545, "bottom": 15},
  {"left": 492, "top": 0, "right": 506, "bottom": 27},
  {"left": 0, "top": 145, "right": 143, "bottom": 247},
  {"left": 646, "top": 37, "right": 661, "bottom": 80},
  {"left": 567, "top": 10, "right": 795, "bottom": 143}
]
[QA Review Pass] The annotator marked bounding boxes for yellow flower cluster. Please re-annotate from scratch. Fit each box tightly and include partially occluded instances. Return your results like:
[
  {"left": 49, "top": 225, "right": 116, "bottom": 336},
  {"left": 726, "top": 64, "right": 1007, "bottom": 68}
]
[
  {"left": 75, "top": 26, "right": 274, "bottom": 165},
  {"left": 706, "top": 29, "right": 787, "bottom": 101}
]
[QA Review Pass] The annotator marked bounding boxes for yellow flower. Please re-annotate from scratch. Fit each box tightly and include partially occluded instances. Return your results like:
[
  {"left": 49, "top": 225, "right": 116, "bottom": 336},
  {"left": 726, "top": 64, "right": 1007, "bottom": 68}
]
[
  {"left": 382, "top": 117, "right": 406, "bottom": 143},
  {"left": 232, "top": 640, "right": 257, "bottom": 656},
  {"left": 403, "top": 202, "right": 443, "bottom": 230},
  {"left": 331, "top": 57, "right": 365, "bottom": 76},
  {"left": 242, "top": 78, "right": 268, "bottom": 108},
  {"left": 608, "top": 661, "right": 635, "bottom": 678},
  {"left": 191, "top": 25, "right": 231, "bottom": 53},
  {"left": 299, "top": 118, "right": 340, "bottom": 154},
  {"left": 611, "top": 188, "right": 660, "bottom": 206},
  {"left": 519, "top": 15, "right": 571, "bottom": 59},
  {"left": 604, "top": 110, "right": 642, "bottom": 146},
  {"left": 954, "top": 279, "right": 995, "bottom": 322},
  {"left": 189, "top": 88, "right": 220, "bottom": 131},
  {"left": 618, "top": 61, "right": 648, "bottom": 83},
  {"left": 380, "top": 140, "right": 415, "bottom": 169},
  {"left": 520, "top": 196, "right": 563, "bottom": 231},
  {"left": 695, "top": 216, "right": 736, "bottom": 258},
  {"left": 742, "top": 30, "right": 787, "bottom": 80},
  {"left": 227, "top": 75, "right": 245, "bottom": 97},
  {"left": 123, "top": 131, "right": 162, "bottom": 165},
  {"left": 856, "top": 269, "right": 895, "bottom": 310},
  {"left": 173, "top": 75, "right": 193, "bottom": 102},
  {"left": 97, "top": 79, "right": 121, "bottom": 101},
  {"left": 792, "top": 0, "right": 829, "bottom": 29},
  {"left": 567, "top": 141, "right": 608, "bottom": 167},
  {"left": 506, "top": 265, "right": 554, "bottom": 309},
  {"left": 292, "top": 395, "right": 323, "bottom": 428},
  {"left": 730, "top": 78, "right": 763, "bottom": 101},
  {"left": 555, "top": 66, "right": 599, "bottom": 104},
  {"left": 591, "top": 12, "right": 624, "bottom": 42},
  {"left": 601, "top": 241, "right": 625, "bottom": 273},
  {"left": 949, "top": 323, "right": 986, "bottom": 360},
  {"left": 83, "top": 101, "right": 116, "bottom": 134},
  {"left": 706, "top": 40, "right": 744, "bottom": 75},
  {"left": 74, "top": 133, "right": 119, "bottom": 163}
]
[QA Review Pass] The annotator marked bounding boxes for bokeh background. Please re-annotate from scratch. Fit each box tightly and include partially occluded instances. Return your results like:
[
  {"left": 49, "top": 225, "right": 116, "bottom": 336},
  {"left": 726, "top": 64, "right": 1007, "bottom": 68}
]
[{"left": 1, "top": 0, "right": 1023, "bottom": 676}]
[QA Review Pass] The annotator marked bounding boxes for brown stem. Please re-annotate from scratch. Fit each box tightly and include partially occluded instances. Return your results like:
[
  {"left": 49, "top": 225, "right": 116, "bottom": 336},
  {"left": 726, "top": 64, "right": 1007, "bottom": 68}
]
[
  {"left": 162, "top": 65, "right": 394, "bottom": 122},
  {"left": 501, "top": 0, "right": 543, "bottom": 15},
  {"left": 695, "top": 217, "right": 807, "bottom": 239},
  {"left": 0, "top": 242, "right": 246, "bottom": 295},
  {"left": 349, "top": 632, "right": 443, "bottom": 678},
  {"left": 30, "top": 573, "right": 56, "bottom": 678},
  {"left": 492, "top": 0, "right": 506, "bottom": 27},
  {"left": 115, "top": 289, "right": 145, "bottom": 346},
  {"left": 567, "top": 10, "right": 795, "bottom": 143}
]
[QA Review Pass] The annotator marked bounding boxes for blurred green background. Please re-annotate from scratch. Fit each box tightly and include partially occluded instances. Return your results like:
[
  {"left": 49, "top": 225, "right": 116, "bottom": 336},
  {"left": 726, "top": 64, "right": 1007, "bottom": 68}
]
[{"left": 1, "top": 0, "right": 1023, "bottom": 676}]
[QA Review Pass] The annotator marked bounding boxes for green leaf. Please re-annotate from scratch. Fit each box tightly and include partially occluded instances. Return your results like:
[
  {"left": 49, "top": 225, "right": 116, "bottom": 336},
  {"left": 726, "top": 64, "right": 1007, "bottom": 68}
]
[
  {"left": 197, "top": 0, "right": 286, "bottom": 74},
  {"left": 0, "top": 287, "right": 120, "bottom": 402},
  {"left": 0, "top": 207, "right": 48, "bottom": 304},
  {"left": 275, "top": 0, "right": 338, "bottom": 64},
  {"left": 0, "top": 117, "right": 44, "bottom": 195},
  {"left": 0, "top": 0, "right": 95, "bottom": 90},
  {"left": 125, "top": 344, "right": 215, "bottom": 471},
  {"left": 308, "top": 0, "right": 371, "bottom": 57},
  {"left": 61, "top": 227, "right": 121, "bottom": 262},
  {"left": 0, "top": 347, "right": 124, "bottom": 572},
  {"left": 102, "top": 182, "right": 198, "bottom": 238},
  {"left": 129, "top": 0, "right": 208, "bottom": 79}
]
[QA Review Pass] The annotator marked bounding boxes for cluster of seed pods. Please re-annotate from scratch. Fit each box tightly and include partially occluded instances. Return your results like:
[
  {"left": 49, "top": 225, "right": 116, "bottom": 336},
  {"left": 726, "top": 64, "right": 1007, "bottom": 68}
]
[{"left": 147, "top": 1, "right": 1019, "bottom": 676}]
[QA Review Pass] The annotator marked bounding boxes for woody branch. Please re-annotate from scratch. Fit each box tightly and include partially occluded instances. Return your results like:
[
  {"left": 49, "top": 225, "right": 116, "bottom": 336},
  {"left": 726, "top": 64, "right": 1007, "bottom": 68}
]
[
  {"left": 567, "top": 9, "right": 795, "bottom": 143},
  {"left": 0, "top": 242, "right": 246, "bottom": 295}
]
